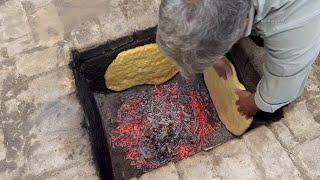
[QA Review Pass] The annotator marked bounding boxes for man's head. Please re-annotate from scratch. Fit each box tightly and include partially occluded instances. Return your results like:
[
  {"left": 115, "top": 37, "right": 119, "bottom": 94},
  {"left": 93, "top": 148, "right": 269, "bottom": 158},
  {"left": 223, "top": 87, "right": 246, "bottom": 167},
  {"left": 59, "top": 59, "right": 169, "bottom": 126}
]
[{"left": 157, "top": 0, "right": 250, "bottom": 78}]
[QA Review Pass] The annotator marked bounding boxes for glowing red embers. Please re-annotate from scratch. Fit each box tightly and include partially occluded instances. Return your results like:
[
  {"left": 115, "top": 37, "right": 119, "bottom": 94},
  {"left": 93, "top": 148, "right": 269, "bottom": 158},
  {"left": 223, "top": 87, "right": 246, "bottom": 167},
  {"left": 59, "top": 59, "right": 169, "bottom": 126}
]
[{"left": 111, "top": 82, "right": 220, "bottom": 170}]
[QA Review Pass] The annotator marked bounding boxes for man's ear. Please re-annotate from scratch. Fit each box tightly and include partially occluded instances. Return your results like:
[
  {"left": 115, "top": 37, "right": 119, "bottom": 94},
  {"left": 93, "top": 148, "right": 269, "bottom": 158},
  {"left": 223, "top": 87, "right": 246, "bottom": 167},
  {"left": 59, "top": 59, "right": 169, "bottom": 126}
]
[
  {"left": 240, "top": 18, "right": 249, "bottom": 37},
  {"left": 243, "top": 18, "right": 249, "bottom": 29}
]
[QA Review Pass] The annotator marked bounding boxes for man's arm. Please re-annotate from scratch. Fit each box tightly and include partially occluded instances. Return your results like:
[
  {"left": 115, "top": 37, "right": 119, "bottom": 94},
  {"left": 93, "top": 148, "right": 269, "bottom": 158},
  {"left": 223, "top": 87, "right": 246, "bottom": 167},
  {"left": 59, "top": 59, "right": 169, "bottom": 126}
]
[
  {"left": 254, "top": 20, "right": 320, "bottom": 113},
  {"left": 254, "top": 61, "right": 311, "bottom": 113}
]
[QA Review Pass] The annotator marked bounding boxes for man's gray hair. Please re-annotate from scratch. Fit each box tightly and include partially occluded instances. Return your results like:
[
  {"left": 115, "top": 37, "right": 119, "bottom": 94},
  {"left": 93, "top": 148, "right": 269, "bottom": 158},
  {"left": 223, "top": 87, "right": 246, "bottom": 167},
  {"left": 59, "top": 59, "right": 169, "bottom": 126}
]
[{"left": 157, "top": 0, "right": 250, "bottom": 77}]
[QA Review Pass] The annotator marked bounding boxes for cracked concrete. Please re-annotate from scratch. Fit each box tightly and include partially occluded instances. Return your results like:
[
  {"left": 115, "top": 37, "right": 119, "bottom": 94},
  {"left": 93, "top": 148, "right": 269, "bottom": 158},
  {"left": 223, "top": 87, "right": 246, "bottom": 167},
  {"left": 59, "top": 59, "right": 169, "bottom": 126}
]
[{"left": 1, "top": 0, "right": 320, "bottom": 179}]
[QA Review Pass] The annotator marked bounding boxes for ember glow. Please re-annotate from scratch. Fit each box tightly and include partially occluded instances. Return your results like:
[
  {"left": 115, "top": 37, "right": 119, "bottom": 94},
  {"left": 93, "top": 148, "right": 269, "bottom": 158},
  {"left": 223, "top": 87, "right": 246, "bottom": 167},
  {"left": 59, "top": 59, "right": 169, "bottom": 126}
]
[{"left": 111, "top": 82, "right": 221, "bottom": 170}]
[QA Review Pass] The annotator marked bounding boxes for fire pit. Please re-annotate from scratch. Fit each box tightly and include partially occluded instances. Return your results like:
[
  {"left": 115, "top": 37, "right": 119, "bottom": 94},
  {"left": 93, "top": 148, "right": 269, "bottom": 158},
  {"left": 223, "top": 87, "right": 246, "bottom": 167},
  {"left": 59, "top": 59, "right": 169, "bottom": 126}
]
[{"left": 70, "top": 27, "right": 283, "bottom": 180}]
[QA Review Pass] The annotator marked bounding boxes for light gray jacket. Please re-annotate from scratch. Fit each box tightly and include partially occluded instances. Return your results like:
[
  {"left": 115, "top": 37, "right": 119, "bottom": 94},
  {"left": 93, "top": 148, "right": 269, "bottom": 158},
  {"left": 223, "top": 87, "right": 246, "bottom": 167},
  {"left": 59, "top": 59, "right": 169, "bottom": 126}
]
[{"left": 245, "top": 0, "right": 320, "bottom": 112}]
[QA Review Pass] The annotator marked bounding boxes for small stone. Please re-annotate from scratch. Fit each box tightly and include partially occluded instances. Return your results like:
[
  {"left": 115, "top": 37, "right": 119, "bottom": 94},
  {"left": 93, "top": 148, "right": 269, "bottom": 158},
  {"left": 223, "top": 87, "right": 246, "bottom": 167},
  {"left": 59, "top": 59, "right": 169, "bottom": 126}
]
[
  {"left": 138, "top": 163, "right": 179, "bottom": 180},
  {"left": 291, "top": 137, "right": 320, "bottom": 179},
  {"left": 28, "top": 3, "right": 64, "bottom": 46},
  {"left": 281, "top": 102, "right": 320, "bottom": 143},
  {"left": 0, "top": 47, "right": 9, "bottom": 58},
  {"left": 268, "top": 121, "right": 299, "bottom": 150},
  {"left": 243, "top": 126, "right": 302, "bottom": 179}
]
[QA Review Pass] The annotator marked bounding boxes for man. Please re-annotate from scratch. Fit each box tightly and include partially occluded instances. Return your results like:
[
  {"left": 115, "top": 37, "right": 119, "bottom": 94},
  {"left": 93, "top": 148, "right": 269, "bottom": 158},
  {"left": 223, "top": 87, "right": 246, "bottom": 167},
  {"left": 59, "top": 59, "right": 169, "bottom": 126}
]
[{"left": 157, "top": 0, "right": 320, "bottom": 117}]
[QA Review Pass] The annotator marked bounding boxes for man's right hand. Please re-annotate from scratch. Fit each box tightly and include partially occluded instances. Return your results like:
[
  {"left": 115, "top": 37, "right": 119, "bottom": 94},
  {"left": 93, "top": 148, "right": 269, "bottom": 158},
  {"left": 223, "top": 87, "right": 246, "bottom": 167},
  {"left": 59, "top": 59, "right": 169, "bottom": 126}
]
[{"left": 212, "top": 57, "right": 233, "bottom": 80}]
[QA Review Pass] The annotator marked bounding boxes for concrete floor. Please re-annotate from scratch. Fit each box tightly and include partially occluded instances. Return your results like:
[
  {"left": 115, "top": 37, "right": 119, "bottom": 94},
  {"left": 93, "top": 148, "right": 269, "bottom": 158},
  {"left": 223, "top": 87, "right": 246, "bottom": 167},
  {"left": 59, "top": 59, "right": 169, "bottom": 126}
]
[{"left": 0, "top": 0, "right": 320, "bottom": 179}]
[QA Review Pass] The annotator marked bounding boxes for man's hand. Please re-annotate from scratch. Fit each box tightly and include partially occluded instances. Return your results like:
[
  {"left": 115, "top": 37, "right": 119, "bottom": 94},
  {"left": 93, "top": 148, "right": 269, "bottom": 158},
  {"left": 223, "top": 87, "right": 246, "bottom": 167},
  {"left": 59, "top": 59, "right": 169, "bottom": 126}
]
[
  {"left": 213, "top": 57, "right": 233, "bottom": 80},
  {"left": 235, "top": 89, "right": 259, "bottom": 118}
]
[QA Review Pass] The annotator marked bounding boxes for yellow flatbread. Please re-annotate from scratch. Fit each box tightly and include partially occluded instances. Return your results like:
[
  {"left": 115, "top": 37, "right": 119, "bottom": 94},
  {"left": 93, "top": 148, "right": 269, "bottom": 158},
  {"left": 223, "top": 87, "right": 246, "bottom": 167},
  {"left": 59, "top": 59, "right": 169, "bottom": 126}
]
[
  {"left": 203, "top": 62, "right": 253, "bottom": 136},
  {"left": 106, "top": 43, "right": 252, "bottom": 135},
  {"left": 105, "top": 44, "right": 179, "bottom": 91}
]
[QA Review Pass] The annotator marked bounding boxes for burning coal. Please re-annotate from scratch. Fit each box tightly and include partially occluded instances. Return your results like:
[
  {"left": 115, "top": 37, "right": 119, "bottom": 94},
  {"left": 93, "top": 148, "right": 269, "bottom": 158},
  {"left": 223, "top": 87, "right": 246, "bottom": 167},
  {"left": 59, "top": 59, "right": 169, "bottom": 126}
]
[{"left": 111, "top": 80, "right": 221, "bottom": 170}]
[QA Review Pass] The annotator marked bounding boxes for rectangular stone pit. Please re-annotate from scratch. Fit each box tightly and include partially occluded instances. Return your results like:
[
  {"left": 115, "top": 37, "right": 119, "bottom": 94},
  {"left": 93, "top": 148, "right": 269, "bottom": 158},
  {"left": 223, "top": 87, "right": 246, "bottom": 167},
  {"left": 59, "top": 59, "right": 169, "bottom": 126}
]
[{"left": 70, "top": 27, "right": 283, "bottom": 180}]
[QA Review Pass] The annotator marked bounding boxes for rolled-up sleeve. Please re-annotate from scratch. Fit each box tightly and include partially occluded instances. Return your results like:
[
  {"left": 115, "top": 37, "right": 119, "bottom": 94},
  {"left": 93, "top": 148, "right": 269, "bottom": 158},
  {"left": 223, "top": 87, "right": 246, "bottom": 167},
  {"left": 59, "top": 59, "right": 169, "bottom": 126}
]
[{"left": 254, "top": 18, "right": 320, "bottom": 113}]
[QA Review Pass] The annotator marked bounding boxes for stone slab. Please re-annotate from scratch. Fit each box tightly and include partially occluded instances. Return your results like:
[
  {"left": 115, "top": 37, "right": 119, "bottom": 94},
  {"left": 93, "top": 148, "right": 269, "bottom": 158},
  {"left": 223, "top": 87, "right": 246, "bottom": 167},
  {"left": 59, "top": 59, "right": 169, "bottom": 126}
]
[
  {"left": 15, "top": 45, "right": 70, "bottom": 77},
  {"left": 16, "top": 67, "right": 75, "bottom": 105},
  {"left": 291, "top": 137, "right": 320, "bottom": 179},
  {"left": 69, "top": 20, "right": 103, "bottom": 49},
  {"left": 0, "top": 0, "right": 35, "bottom": 56},
  {"left": 138, "top": 163, "right": 179, "bottom": 180},
  {"left": 28, "top": 3, "right": 64, "bottom": 46},
  {"left": 20, "top": 95, "right": 96, "bottom": 179},
  {"left": 43, "top": 161, "right": 99, "bottom": 180},
  {"left": 25, "top": 127, "right": 93, "bottom": 176},
  {"left": 210, "top": 139, "right": 263, "bottom": 180},
  {"left": 175, "top": 152, "right": 218, "bottom": 180},
  {"left": 268, "top": 121, "right": 299, "bottom": 150},
  {"left": 0, "top": 0, "right": 31, "bottom": 41},
  {"left": 281, "top": 102, "right": 320, "bottom": 143},
  {"left": 243, "top": 126, "right": 302, "bottom": 180},
  {"left": 98, "top": 0, "right": 160, "bottom": 41}
]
